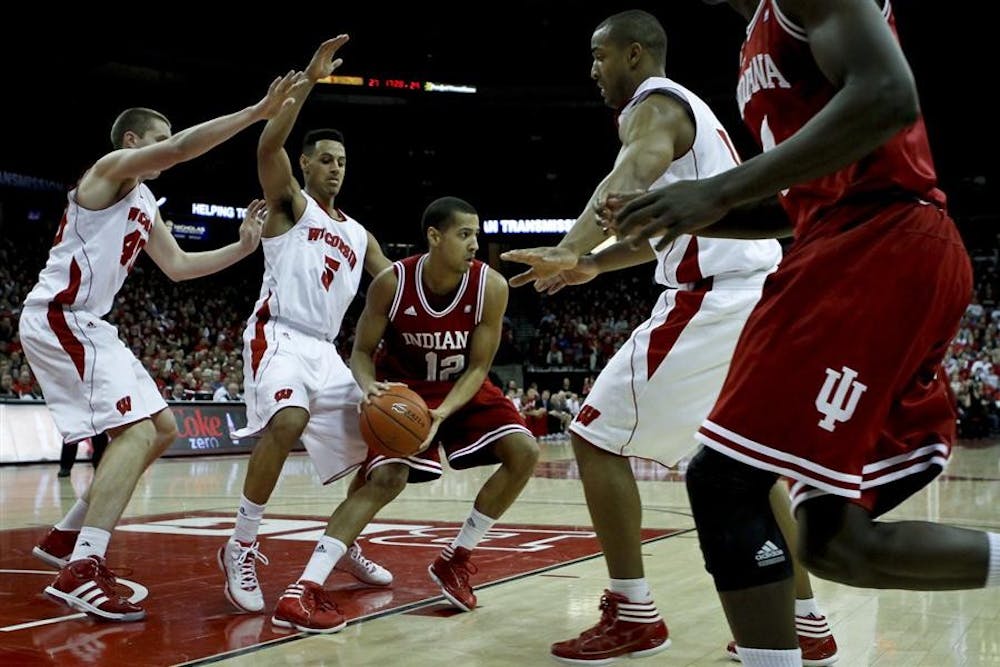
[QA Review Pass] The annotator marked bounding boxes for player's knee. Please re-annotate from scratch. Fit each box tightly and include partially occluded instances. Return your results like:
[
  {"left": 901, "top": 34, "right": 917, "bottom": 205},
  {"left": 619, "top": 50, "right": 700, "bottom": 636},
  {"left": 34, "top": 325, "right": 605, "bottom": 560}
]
[
  {"left": 265, "top": 407, "right": 309, "bottom": 447},
  {"left": 496, "top": 434, "right": 539, "bottom": 477},
  {"left": 154, "top": 412, "right": 178, "bottom": 448},
  {"left": 367, "top": 464, "right": 409, "bottom": 502},
  {"left": 685, "top": 446, "right": 791, "bottom": 591}
]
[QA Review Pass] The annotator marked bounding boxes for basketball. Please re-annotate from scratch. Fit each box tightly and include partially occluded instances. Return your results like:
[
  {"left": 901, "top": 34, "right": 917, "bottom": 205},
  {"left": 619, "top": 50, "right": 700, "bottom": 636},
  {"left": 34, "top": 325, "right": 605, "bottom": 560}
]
[{"left": 359, "top": 386, "right": 432, "bottom": 457}]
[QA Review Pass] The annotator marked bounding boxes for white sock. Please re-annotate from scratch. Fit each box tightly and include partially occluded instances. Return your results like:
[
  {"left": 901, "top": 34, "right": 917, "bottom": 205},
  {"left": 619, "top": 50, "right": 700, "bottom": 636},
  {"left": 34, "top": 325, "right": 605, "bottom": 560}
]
[
  {"left": 449, "top": 508, "right": 496, "bottom": 553},
  {"left": 794, "top": 597, "right": 822, "bottom": 617},
  {"left": 55, "top": 498, "right": 89, "bottom": 531},
  {"left": 70, "top": 526, "right": 111, "bottom": 561},
  {"left": 609, "top": 577, "right": 653, "bottom": 604},
  {"left": 300, "top": 536, "right": 347, "bottom": 585},
  {"left": 735, "top": 647, "right": 802, "bottom": 666},
  {"left": 986, "top": 532, "right": 1000, "bottom": 587},
  {"left": 233, "top": 495, "right": 266, "bottom": 545}
]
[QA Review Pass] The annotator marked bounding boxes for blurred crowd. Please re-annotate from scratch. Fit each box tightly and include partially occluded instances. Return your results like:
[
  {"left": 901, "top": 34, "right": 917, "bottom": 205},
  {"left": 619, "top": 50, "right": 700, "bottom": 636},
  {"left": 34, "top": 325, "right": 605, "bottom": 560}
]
[{"left": 2, "top": 233, "right": 999, "bottom": 441}]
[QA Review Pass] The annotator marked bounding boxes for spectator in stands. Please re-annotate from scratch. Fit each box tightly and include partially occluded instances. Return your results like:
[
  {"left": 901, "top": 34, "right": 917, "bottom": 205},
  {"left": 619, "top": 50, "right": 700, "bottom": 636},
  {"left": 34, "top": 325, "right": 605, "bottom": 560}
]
[
  {"left": 520, "top": 387, "right": 548, "bottom": 439},
  {"left": 214, "top": 381, "right": 243, "bottom": 402},
  {"left": 0, "top": 373, "right": 16, "bottom": 399},
  {"left": 12, "top": 366, "right": 33, "bottom": 397},
  {"left": 0, "top": 314, "right": 14, "bottom": 353},
  {"left": 545, "top": 338, "right": 564, "bottom": 366},
  {"left": 546, "top": 390, "right": 573, "bottom": 437}
]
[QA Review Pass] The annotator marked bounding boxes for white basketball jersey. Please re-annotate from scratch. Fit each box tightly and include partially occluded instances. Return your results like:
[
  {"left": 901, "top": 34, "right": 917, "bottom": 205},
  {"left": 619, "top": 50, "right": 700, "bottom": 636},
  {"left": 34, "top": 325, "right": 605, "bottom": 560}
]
[
  {"left": 246, "top": 193, "right": 369, "bottom": 341},
  {"left": 618, "top": 77, "right": 782, "bottom": 287},
  {"left": 24, "top": 182, "right": 158, "bottom": 316}
]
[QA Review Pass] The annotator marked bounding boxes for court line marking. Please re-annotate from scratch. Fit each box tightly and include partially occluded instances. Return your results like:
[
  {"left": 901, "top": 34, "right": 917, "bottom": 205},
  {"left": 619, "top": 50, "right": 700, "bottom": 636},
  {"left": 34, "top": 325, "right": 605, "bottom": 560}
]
[{"left": 177, "top": 528, "right": 693, "bottom": 666}]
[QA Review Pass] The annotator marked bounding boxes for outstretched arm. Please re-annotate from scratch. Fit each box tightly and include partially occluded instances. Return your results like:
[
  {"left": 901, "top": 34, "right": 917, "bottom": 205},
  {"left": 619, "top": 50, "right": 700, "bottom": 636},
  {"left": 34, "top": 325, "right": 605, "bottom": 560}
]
[
  {"left": 78, "top": 72, "right": 304, "bottom": 210},
  {"left": 258, "top": 35, "right": 350, "bottom": 235},
  {"left": 616, "top": 0, "right": 919, "bottom": 247},
  {"left": 530, "top": 239, "right": 657, "bottom": 296},
  {"left": 145, "top": 200, "right": 266, "bottom": 281},
  {"left": 503, "top": 94, "right": 688, "bottom": 287},
  {"left": 606, "top": 192, "right": 794, "bottom": 240}
]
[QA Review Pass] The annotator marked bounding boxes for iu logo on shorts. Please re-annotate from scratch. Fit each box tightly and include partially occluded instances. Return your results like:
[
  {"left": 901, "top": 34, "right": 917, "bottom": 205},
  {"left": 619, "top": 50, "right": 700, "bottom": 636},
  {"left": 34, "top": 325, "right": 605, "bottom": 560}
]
[
  {"left": 115, "top": 396, "right": 132, "bottom": 415},
  {"left": 274, "top": 388, "right": 294, "bottom": 402},
  {"left": 815, "top": 366, "right": 867, "bottom": 432},
  {"left": 575, "top": 405, "right": 602, "bottom": 427}
]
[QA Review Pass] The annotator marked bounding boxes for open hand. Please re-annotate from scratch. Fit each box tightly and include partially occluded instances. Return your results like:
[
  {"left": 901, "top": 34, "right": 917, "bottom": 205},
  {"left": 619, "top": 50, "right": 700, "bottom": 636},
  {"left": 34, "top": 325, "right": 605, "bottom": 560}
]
[
  {"left": 253, "top": 70, "right": 309, "bottom": 120},
  {"left": 362, "top": 380, "right": 408, "bottom": 405},
  {"left": 534, "top": 255, "right": 599, "bottom": 295},
  {"left": 501, "top": 246, "right": 580, "bottom": 288},
  {"left": 307, "top": 35, "right": 350, "bottom": 81},
  {"left": 238, "top": 199, "right": 266, "bottom": 253}
]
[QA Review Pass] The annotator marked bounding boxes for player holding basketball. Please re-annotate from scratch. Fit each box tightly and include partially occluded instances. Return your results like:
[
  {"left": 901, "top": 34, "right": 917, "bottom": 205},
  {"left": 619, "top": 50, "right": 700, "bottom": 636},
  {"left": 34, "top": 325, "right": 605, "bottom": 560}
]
[
  {"left": 22, "top": 72, "right": 303, "bottom": 621},
  {"left": 346, "top": 196, "right": 539, "bottom": 619},
  {"left": 217, "top": 36, "right": 396, "bottom": 631},
  {"left": 502, "top": 9, "right": 837, "bottom": 665},
  {"left": 608, "top": 2, "right": 992, "bottom": 666}
]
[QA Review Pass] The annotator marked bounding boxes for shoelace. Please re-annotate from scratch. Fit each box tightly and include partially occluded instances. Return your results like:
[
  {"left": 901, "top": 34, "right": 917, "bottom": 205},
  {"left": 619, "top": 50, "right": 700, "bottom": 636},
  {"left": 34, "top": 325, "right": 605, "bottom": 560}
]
[
  {"left": 233, "top": 543, "right": 269, "bottom": 591},
  {"left": 351, "top": 549, "right": 382, "bottom": 575},
  {"left": 597, "top": 593, "right": 618, "bottom": 624},
  {"left": 306, "top": 585, "right": 340, "bottom": 613},
  {"left": 448, "top": 556, "right": 479, "bottom": 584},
  {"left": 89, "top": 558, "right": 131, "bottom": 601},
  {"left": 574, "top": 593, "right": 620, "bottom": 641}
]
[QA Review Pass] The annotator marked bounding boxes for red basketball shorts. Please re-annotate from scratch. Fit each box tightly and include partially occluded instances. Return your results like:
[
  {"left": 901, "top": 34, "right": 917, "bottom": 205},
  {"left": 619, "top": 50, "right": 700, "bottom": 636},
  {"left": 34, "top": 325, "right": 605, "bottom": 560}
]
[{"left": 696, "top": 200, "right": 972, "bottom": 514}]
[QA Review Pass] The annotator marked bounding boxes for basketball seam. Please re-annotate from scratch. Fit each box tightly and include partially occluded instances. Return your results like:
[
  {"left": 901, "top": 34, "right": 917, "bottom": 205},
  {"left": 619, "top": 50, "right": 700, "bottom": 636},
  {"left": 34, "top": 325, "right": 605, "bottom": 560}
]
[{"left": 370, "top": 402, "right": 427, "bottom": 446}]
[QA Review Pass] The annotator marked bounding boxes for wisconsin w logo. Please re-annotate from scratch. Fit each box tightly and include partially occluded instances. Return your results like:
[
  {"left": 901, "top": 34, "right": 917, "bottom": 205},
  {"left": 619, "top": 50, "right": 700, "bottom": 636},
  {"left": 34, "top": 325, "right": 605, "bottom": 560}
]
[
  {"left": 274, "top": 388, "right": 294, "bottom": 402},
  {"left": 815, "top": 366, "right": 867, "bottom": 432},
  {"left": 116, "top": 396, "right": 132, "bottom": 415},
  {"left": 575, "top": 405, "right": 602, "bottom": 427}
]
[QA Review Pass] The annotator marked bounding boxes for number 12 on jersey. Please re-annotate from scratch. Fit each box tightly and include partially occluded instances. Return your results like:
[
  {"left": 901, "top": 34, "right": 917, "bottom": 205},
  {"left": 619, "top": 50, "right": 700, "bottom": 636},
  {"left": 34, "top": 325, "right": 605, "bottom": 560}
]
[{"left": 425, "top": 351, "right": 464, "bottom": 381}]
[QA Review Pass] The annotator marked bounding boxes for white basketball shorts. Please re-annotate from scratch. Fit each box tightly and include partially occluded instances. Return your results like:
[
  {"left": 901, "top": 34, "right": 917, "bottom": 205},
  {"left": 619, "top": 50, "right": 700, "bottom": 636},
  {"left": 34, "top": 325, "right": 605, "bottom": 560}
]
[
  {"left": 569, "top": 273, "right": 769, "bottom": 466},
  {"left": 236, "top": 322, "right": 365, "bottom": 484},
  {"left": 18, "top": 306, "right": 168, "bottom": 443}
]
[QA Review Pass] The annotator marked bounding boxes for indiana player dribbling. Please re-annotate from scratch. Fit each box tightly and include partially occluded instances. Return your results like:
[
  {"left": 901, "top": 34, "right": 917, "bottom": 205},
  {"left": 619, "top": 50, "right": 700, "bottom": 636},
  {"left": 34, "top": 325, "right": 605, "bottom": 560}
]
[{"left": 347, "top": 196, "right": 539, "bottom": 616}]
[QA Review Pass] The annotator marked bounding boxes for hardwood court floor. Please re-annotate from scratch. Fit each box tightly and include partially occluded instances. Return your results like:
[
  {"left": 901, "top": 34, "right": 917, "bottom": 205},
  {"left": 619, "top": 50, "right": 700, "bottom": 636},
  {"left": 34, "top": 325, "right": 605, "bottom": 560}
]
[{"left": 1, "top": 438, "right": 999, "bottom": 666}]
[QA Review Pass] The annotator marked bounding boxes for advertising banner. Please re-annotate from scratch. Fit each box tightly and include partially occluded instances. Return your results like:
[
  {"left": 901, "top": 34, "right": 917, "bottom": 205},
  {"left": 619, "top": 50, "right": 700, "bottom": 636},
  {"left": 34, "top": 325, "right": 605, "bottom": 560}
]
[{"left": 0, "top": 402, "right": 294, "bottom": 464}]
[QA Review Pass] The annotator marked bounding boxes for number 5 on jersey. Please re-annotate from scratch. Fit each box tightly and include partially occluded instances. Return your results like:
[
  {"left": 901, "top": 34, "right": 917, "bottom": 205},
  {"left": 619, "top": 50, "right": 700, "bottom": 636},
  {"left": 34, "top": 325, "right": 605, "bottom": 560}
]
[{"left": 321, "top": 256, "right": 341, "bottom": 291}]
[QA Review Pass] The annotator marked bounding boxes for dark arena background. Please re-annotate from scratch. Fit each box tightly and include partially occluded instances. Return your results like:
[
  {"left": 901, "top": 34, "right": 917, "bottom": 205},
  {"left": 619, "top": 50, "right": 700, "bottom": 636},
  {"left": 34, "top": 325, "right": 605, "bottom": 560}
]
[{"left": 1, "top": 3, "right": 998, "bottom": 665}]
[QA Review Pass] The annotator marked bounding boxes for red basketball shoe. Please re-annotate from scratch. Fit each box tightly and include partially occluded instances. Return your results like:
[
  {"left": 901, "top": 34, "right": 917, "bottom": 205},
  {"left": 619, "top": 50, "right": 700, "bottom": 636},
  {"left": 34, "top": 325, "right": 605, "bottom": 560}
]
[
  {"left": 725, "top": 613, "right": 838, "bottom": 665},
  {"left": 428, "top": 546, "right": 477, "bottom": 611},
  {"left": 33, "top": 527, "right": 79, "bottom": 568},
  {"left": 271, "top": 580, "right": 346, "bottom": 634},
  {"left": 45, "top": 556, "right": 145, "bottom": 622},
  {"left": 551, "top": 590, "right": 670, "bottom": 664}
]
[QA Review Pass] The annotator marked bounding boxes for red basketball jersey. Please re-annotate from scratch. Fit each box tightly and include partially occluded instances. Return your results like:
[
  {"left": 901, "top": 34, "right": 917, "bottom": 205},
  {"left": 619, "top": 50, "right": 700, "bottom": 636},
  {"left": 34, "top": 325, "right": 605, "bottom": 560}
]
[
  {"left": 737, "top": 0, "right": 945, "bottom": 235},
  {"left": 377, "top": 254, "right": 488, "bottom": 400}
]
